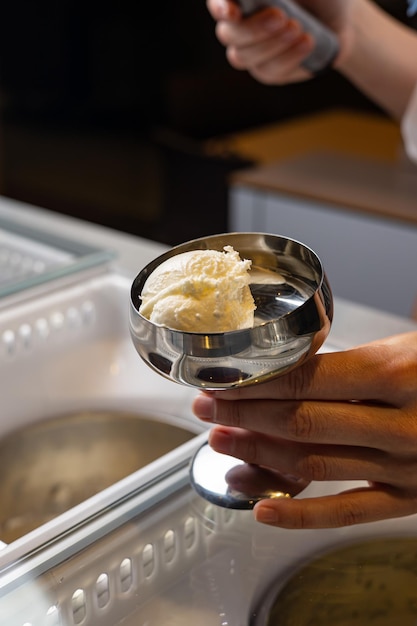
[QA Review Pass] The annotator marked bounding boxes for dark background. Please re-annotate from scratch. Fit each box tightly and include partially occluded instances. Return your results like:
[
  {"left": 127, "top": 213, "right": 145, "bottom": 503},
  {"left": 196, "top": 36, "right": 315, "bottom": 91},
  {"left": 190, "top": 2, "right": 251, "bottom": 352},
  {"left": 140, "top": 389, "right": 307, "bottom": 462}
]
[{"left": 0, "top": 0, "right": 414, "bottom": 245}]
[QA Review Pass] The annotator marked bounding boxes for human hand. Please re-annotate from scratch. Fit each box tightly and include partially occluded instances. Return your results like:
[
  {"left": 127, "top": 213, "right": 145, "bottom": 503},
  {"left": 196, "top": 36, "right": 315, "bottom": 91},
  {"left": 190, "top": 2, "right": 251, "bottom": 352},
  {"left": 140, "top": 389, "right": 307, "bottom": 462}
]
[
  {"left": 192, "top": 332, "right": 417, "bottom": 529},
  {"left": 206, "top": 0, "right": 348, "bottom": 83}
]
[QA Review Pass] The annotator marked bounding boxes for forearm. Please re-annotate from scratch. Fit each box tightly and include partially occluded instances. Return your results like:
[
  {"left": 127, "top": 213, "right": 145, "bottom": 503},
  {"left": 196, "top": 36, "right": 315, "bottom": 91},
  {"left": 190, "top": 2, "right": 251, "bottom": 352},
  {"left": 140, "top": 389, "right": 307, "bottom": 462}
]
[{"left": 336, "top": 0, "right": 417, "bottom": 120}]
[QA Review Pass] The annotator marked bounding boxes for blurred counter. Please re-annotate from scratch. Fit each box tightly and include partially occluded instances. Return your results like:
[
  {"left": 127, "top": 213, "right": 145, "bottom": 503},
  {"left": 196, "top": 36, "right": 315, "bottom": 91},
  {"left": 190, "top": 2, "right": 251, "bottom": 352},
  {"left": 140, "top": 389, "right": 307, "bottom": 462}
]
[{"left": 224, "top": 109, "right": 417, "bottom": 317}]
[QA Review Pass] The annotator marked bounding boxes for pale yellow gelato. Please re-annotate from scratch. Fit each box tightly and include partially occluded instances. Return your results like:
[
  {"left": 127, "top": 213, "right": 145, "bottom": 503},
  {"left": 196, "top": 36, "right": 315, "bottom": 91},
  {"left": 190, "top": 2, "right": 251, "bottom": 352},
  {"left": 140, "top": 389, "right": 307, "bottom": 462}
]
[{"left": 139, "top": 246, "right": 256, "bottom": 332}]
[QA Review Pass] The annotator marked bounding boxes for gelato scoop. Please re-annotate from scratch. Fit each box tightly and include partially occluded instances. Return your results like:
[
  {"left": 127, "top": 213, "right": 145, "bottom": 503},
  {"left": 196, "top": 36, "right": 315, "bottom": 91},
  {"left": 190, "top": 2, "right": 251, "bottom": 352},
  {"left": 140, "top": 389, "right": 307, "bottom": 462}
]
[{"left": 139, "top": 246, "right": 256, "bottom": 332}]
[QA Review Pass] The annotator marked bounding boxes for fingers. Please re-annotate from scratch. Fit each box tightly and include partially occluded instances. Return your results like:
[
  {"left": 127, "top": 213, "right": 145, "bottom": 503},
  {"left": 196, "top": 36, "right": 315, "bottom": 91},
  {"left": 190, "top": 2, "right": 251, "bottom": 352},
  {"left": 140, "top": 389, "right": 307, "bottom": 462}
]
[
  {"left": 192, "top": 332, "right": 417, "bottom": 529},
  {"left": 225, "top": 27, "right": 313, "bottom": 80},
  {"left": 216, "top": 9, "right": 293, "bottom": 48},
  {"left": 194, "top": 393, "right": 417, "bottom": 454},
  {"left": 206, "top": 0, "right": 241, "bottom": 21},
  {"left": 208, "top": 426, "right": 412, "bottom": 487},
  {"left": 194, "top": 393, "right": 406, "bottom": 450},
  {"left": 206, "top": 1, "right": 313, "bottom": 81},
  {"left": 253, "top": 485, "right": 417, "bottom": 529},
  {"left": 236, "top": 349, "right": 385, "bottom": 401},
  {"left": 197, "top": 335, "right": 417, "bottom": 406}
]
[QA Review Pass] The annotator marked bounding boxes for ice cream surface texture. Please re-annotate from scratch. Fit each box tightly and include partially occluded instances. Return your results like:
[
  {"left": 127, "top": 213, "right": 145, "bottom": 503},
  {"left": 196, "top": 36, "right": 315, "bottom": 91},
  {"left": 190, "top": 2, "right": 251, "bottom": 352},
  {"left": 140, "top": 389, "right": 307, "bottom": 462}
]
[{"left": 139, "top": 246, "right": 256, "bottom": 332}]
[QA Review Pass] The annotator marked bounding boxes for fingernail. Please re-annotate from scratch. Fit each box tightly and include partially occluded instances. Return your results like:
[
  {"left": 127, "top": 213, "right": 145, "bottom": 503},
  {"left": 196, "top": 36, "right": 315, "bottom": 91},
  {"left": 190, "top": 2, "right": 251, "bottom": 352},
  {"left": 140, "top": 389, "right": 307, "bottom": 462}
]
[
  {"left": 193, "top": 394, "right": 215, "bottom": 421},
  {"left": 254, "top": 504, "right": 278, "bottom": 524},
  {"left": 216, "top": 0, "right": 229, "bottom": 18},
  {"left": 209, "top": 428, "right": 233, "bottom": 454}
]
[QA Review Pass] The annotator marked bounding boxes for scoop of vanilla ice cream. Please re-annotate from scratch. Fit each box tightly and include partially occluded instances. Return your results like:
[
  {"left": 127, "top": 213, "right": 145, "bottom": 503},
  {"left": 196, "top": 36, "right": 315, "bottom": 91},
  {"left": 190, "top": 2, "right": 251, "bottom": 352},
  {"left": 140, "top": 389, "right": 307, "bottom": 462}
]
[{"left": 139, "top": 245, "right": 256, "bottom": 332}]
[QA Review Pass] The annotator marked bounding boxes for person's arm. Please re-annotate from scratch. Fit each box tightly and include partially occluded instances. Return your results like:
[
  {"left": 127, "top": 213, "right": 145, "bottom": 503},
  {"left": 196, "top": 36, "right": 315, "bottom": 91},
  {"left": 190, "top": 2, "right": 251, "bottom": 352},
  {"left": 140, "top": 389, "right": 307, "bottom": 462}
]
[{"left": 336, "top": 0, "right": 417, "bottom": 119}]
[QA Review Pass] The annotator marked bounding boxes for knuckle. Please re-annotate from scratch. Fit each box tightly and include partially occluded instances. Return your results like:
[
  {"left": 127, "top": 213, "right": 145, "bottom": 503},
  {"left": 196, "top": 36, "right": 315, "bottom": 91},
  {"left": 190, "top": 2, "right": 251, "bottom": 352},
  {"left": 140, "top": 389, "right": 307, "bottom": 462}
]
[
  {"left": 215, "top": 22, "right": 229, "bottom": 46},
  {"left": 251, "top": 66, "right": 275, "bottom": 84},
  {"left": 377, "top": 355, "right": 405, "bottom": 388},
  {"left": 250, "top": 61, "right": 291, "bottom": 86},
  {"left": 389, "top": 416, "right": 417, "bottom": 453},
  {"left": 226, "top": 47, "right": 247, "bottom": 70},
  {"left": 286, "top": 404, "right": 317, "bottom": 441},
  {"left": 216, "top": 399, "right": 242, "bottom": 428},
  {"left": 407, "top": 493, "right": 417, "bottom": 513},
  {"left": 290, "top": 496, "right": 368, "bottom": 529},
  {"left": 364, "top": 343, "right": 417, "bottom": 400},
  {"left": 392, "top": 356, "right": 417, "bottom": 396},
  {"left": 299, "top": 454, "right": 330, "bottom": 482},
  {"left": 243, "top": 434, "right": 262, "bottom": 465},
  {"left": 227, "top": 402, "right": 244, "bottom": 428},
  {"left": 332, "top": 498, "right": 367, "bottom": 527},
  {"left": 393, "top": 459, "right": 417, "bottom": 489},
  {"left": 283, "top": 360, "right": 316, "bottom": 399}
]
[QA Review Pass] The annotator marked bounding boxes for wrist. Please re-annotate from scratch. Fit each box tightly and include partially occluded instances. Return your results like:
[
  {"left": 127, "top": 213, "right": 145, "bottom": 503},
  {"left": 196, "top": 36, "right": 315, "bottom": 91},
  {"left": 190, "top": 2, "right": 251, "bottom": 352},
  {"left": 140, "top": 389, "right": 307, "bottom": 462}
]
[
  {"left": 332, "top": 0, "right": 373, "bottom": 77},
  {"left": 333, "top": 0, "right": 417, "bottom": 119}
]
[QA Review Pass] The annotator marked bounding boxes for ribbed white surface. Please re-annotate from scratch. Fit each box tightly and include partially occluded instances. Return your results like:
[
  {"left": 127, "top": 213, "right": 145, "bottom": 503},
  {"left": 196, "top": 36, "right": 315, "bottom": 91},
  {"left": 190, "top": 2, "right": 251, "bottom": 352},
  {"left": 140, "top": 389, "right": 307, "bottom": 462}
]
[{"left": 0, "top": 270, "right": 416, "bottom": 625}]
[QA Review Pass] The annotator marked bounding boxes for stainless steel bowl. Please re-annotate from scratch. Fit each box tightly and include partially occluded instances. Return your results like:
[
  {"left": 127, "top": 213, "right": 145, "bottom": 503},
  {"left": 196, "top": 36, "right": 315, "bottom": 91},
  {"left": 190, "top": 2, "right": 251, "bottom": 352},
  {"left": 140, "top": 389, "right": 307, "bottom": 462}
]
[
  {"left": 252, "top": 537, "right": 417, "bottom": 625},
  {"left": 0, "top": 411, "right": 195, "bottom": 543},
  {"left": 130, "top": 232, "right": 333, "bottom": 390}
]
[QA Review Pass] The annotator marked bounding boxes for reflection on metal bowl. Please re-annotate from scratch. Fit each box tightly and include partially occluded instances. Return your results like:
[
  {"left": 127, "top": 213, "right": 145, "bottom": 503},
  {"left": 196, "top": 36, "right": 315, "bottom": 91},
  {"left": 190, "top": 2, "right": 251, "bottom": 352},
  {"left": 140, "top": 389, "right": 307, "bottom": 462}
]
[
  {"left": 0, "top": 411, "right": 195, "bottom": 543},
  {"left": 253, "top": 537, "right": 417, "bottom": 625},
  {"left": 130, "top": 232, "right": 333, "bottom": 390}
]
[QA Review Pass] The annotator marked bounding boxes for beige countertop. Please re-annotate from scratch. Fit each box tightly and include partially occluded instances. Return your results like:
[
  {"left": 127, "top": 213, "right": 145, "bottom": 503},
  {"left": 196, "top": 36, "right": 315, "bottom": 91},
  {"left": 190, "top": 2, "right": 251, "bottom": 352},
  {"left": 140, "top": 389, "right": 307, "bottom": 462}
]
[
  {"left": 210, "top": 108, "right": 417, "bottom": 227},
  {"left": 208, "top": 108, "right": 403, "bottom": 164},
  {"left": 230, "top": 149, "right": 417, "bottom": 227}
]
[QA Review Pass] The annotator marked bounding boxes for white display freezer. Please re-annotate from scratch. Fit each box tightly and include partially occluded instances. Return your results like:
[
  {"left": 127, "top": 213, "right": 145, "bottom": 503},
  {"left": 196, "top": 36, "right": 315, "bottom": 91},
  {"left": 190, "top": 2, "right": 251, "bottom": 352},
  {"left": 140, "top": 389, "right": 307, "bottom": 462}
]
[{"left": 0, "top": 198, "right": 416, "bottom": 625}]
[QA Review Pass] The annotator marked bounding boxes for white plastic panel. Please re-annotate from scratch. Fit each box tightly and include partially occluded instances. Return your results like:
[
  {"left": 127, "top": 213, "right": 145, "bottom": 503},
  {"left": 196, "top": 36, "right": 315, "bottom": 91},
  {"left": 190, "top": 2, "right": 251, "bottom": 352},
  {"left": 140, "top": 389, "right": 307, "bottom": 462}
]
[
  {"left": 0, "top": 271, "right": 201, "bottom": 439},
  {"left": 2, "top": 470, "right": 417, "bottom": 626}
]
